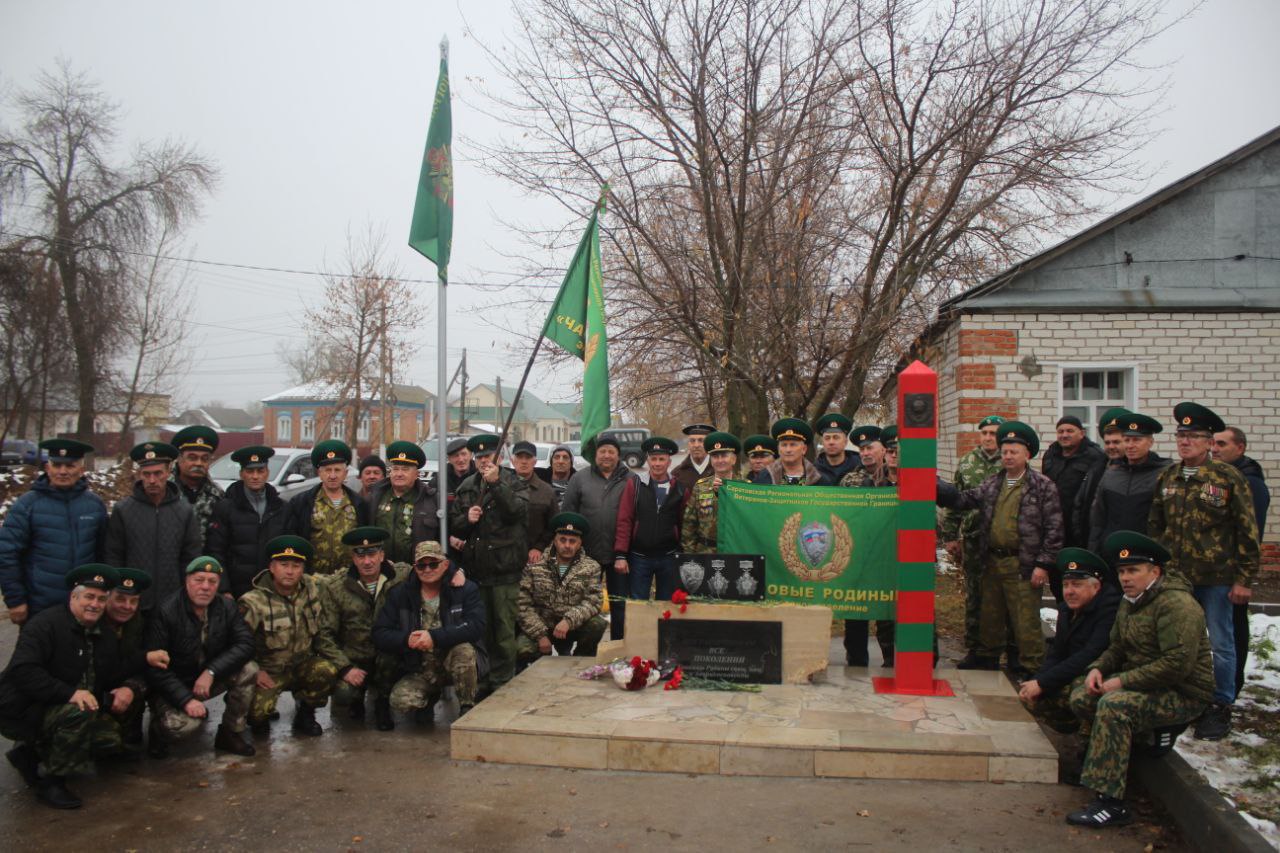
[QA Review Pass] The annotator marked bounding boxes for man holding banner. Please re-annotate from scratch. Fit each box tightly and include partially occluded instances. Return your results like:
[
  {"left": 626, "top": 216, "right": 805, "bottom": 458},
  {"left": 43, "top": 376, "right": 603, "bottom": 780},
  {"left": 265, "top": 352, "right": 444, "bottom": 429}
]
[{"left": 680, "top": 433, "right": 744, "bottom": 555}]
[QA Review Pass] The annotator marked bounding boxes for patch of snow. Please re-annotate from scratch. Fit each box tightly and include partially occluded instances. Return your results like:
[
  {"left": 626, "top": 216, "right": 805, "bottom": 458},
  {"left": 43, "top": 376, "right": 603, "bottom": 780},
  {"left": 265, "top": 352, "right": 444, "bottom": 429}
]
[{"left": 1040, "top": 607, "right": 1058, "bottom": 629}]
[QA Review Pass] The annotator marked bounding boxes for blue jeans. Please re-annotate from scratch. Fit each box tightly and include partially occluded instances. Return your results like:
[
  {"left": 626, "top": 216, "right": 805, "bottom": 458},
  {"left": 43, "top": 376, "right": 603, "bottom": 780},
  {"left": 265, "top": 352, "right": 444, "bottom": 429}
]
[
  {"left": 1193, "top": 584, "right": 1236, "bottom": 705},
  {"left": 628, "top": 552, "right": 677, "bottom": 601}
]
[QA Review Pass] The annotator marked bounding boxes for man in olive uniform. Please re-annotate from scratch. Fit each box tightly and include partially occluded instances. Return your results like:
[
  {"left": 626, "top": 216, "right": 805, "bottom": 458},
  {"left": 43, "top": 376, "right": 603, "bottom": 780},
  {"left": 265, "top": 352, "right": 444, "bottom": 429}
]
[
  {"left": 1148, "top": 402, "right": 1260, "bottom": 740},
  {"left": 102, "top": 567, "right": 163, "bottom": 744},
  {"left": 671, "top": 423, "right": 716, "bottom": 493},
  {"left": 171, "top": 425, "right": 225, "bottom": 548},
  {"left": 743, "top": 434, "right": 777, "bottom": 478},
  {"left": 755, "top": 419, "right": 822, "bottom": 485},
  {"left": 284, "top": 439, "right": 368, "bottom": 576},
  {"left": 813, "top": 413, "right": 860, "bottom": 485},
  {"left": 318, "top": 527, "right": 410, "bottom": 731},
  {"left": 207, "top": 445, "right": 288, "bottom": 598},
  {"left": 239, "top": 535, "right": 339, "bottom": 737},
  {"left": 681, "top": 433, "right": 743, "bottom": 554},
  {"left": 1066, "top": 532, "right": 1214, "bottom": 827},
  {"left": 370, "top": 440, "right": 441, "bottom": 564},
  {"left": 512, "top": 440, "right": 559, "bottom": 566},
  {"left": 450, "top": 433, "right": 528, "bottom": 694},
  {"left": 517, "top": 512, "right": 607, "bottom": 663},
  {"left": 0, "top": 566, "right": 140, "bottom": 809}
]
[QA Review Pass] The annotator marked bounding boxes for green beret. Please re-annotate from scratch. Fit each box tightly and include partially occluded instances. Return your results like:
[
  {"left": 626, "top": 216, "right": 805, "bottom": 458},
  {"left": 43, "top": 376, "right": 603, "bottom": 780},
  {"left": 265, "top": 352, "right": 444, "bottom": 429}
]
[
  {"left": 130, "top": 442, "right": 178, "bottom": 466},
  {"left": 185, "top": 556, "right": 224, "bottom": 576},
  {"left": 342, "top": 526, "right": 390, "bottom": 548},
  {"left": 231, "top": 445, "right": 274, "bottom": 469},
  {"left": 977, "top": 415, "right": 1006, "bottom": 430},
  {"left": 551, "top": 511, "right": 590, "bottom": 538},
  {"left": 704, "top": 431, "right": 741, "bottom": 454},
  {"left": 682, "top": 424, "right": 716, "bottom": 436},
  {"left": 1103, "top": 531, "right": 1171, "bottom": 568},
  {"left": 172, "top": 425, "right": 219, "bottom": 453},
  {"left": 1172, "top": 402, "right": 1225, "bottom": 434},
  {"left": 265, "top": 535, "right": 314, "bottom": 563},
  {"left": 997, "top": 421, "right": 1040, "bottom": 457},
  {"left": 814, "top": 413, "right": 852, "bottom": 436},
  {"left": 642, "top": 436, "right": 679, "bottom": 455},
  {"left": 852, "top": 425, "right": 882, "bottom": 447},
  {"left": 113, "top": 567, "right": 151, "bottom": 594},
  {"left": 311, "top": 439, "right": 352, "bottom": 468},
  {"left": 66, "top": 564, "right": 119, "bottom": 591},
  {"left": 1056, "top": 548, "right": 1107, "bottom": 581},
  {"left": 1097, "top": 408, "right": 1131, "bottom": 435},
  {"left": 467, "top": 433, "right": 500, "bottom": 457},
  {"left": 743, "top": 434, "right": 777, "bottom": 456},
  {"left": 39, "top": 438, "right": 94, "bottom": 460},
  {"left": 385, "top": 440, "right": 426, "bottom": 468},
  {"left": 1120, "top": 413, "right": 1162, "bottom": 437},
  {"left": 879, "top": 425, "right": 898, "bottom": 448},
  {"left": 771, "top": 418, "right": 813, "bottom": 444}
]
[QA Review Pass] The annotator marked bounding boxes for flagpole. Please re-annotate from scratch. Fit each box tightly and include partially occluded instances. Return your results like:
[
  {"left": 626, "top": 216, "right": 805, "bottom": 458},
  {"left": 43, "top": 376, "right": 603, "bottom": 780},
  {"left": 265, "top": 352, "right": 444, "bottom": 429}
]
[
  {"left": 435, "top": 35, "right": 450, "bottom": 550},
  {"left": 497, "top": 335, "right": 544, "bottom": 454}
]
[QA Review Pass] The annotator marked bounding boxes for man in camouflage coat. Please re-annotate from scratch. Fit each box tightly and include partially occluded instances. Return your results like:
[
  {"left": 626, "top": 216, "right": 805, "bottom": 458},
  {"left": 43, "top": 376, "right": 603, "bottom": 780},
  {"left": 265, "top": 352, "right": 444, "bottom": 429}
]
[
  {"left": 680, "top": 433, "right": 743, "bottom": 554},
  {"left": 517, "top": 512, "right": 606, "bottom": 662},
  {"left": 239, "top": 535, "right": 339, "bottom": 737},
  {"left": 1066, "top": 532, "right": 1213, "bottom": 828},
  {"left": 1147, "top": 402, "right": 1260, "bottom": 740},
  {"left": 171, "top": 425, "right": 225, "bottom": 549}
]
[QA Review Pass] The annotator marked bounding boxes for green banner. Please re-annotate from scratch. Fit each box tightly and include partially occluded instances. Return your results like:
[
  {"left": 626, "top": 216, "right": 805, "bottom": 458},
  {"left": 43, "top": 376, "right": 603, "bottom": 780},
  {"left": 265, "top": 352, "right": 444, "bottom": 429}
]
[
  {"left": 408, "top": 47, "right": 453, "bottom": 279},
  {"left": 717, "top": 481, "right": 899, "bottom": 619}
]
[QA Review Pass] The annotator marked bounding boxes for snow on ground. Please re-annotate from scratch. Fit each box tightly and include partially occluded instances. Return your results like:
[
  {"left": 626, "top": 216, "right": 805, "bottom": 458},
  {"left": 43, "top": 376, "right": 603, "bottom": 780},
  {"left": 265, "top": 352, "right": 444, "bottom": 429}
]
[{"left": 1176, "top": 614, "right": 1280, "bottom": 850}]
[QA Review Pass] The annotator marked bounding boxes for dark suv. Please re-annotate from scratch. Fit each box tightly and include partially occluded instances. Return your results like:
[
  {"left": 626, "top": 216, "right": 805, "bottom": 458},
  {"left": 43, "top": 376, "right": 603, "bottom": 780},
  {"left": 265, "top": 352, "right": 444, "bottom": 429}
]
[{"left": 598, "top": 427, "right": 651, "bottom": 469}]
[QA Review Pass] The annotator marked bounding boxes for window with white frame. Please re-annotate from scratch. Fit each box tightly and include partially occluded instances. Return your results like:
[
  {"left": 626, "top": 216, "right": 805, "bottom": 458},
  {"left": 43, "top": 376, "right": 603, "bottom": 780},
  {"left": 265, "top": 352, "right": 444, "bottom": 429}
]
[
  {"left": 358, "top": 412, "right": 371, "bottom": 442},
  {"left": 331, "top": 414, "right": 345, "bottom": 440},
  {"left": 1061, "top": 367, "right": 1135, "bottom": 439},
  {"left": 277, "top": 413, "right": 292, "bottom": 442},
  {"left": 300, "top": 412, "right": 315, "bottom": 443}
]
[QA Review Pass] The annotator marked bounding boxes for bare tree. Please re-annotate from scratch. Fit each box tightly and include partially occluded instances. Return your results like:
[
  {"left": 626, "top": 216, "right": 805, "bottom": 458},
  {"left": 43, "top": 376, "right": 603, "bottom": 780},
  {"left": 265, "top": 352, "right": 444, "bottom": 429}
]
[
  {"left": 476, "top": 0, "right": 1169, "bottom": 434},
  {"left": 0, "top": 62, "right": 217, "bottom": 440},
  {"left": 0, "top": 251, "right": 74, "bottom": 442}
]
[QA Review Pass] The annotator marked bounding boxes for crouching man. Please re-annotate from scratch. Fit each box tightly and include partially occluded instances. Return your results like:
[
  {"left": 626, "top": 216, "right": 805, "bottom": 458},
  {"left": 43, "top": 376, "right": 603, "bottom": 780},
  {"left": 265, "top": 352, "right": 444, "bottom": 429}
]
[
  {"left": 517, "top": 512, "right": 607, "bottom": 664},
  {"left": 1018, "top": 548, "right": 1119, "bottom": 732},
  {"left": 373, "top": 541, "right": 486, "bottom": 724},
  {"left": 1065, "top": 531, "right": 1214, "bottom": 827},
  {"left": 145, "top": 557, "right": 257, "bottom": 757}
]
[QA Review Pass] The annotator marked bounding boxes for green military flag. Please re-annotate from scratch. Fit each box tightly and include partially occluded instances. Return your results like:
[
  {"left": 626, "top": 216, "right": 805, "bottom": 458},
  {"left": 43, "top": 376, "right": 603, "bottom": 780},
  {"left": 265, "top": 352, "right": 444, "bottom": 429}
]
[
  {"left": 717, "top": 481, "right": 899, "bottom": 619},
  {"left": 408, "top": 41, "right": 453, "bottom": 280}
]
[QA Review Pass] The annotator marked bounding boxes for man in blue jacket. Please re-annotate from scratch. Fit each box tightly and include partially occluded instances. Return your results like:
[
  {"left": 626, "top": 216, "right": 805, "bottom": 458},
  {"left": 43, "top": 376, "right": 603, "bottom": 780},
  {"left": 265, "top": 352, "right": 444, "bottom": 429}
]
[{"left": 0, "top": 439, "right": 106, "bottom": 626}]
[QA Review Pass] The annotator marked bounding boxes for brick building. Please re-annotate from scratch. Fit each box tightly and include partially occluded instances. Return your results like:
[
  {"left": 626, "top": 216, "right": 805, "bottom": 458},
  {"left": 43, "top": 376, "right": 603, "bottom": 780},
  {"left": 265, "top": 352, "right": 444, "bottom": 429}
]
[
  {"left": 886, "top": 125, "right": 1280, "bottom": 568},
  {"left": 262, "top": 382, "right": 433, "bottom": 455}
]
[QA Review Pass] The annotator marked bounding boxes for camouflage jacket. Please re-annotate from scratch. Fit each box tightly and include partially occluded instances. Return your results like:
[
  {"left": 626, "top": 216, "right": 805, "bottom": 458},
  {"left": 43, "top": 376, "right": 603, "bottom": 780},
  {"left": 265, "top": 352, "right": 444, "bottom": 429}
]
[
  {"left": 318, "top": 561, "right": 411, "bottom": 672},
  {"left": 839, "top": 465, "right": 893, "bottom": 489},
  {"left": 517, "top": 551, "right": 602, "bottom": 640},
  {"left": 1090, "top": 572, "right": 1215, "bottom": 703},
  {"left": 175, "top": 476, "right": 224, "bottom": 549},
  {"left": 940, "top": 448, "right": 1002, "bottom": 543},
  {"left": 1147, "top": 458, "right": 1261, "bottom": 587},
  {"left": 238, "top": 571, "right": 339, "bottom": 674},
  {"left": 680, "top": 476, "right": 743, "bottom": 554}
]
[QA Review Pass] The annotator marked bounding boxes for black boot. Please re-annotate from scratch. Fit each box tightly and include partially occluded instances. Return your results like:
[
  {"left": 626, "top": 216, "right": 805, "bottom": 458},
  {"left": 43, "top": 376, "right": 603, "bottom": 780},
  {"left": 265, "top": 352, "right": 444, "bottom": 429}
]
[
  {"left": 374, "top": 698, "right": 394, "bottom": 731},
  {"left": 957, "top": 655, "right": 999, "bottom": 670},
  {"left": 348, "top": 689, "right": 366, "bottom": 721},
  {"left": 6, "top": 744, "right": 40, "bottom": 787},
  {"left": 414, "top": 696, "right": 438, "bottom": 726},
  {"left": 214, "top": 725, "right": 256, "bottom": 756},
  {"left": 35, "top": 776, "right": 82, "bottom": 809},
  {"left": 122, "top": 716, "right": 144, "bottom": 746},
  {"left": 1194, "top": 703, "right": 1232, "bottom": 740},
  {"left": 1066, "top": 795, "right": 1132, "bottom": 827},
  {"left": 1147, "top": 722, "right": 1189, "bottom": 756},
  {"left": 955, "top": 650, "right": 982, "bottom": 668},
  {"left": 292, "top": 704, "right": 323, "bottom": 737},
  {"left": 147, "top": 718, "right": 169, "bottom": 759}
]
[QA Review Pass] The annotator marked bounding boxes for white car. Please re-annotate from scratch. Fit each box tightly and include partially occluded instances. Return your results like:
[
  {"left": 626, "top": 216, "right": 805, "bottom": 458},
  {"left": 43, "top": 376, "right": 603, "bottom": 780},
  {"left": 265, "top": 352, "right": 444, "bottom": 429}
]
[{"left": 209, "top": 447, "right": 322, "bottom": 500}]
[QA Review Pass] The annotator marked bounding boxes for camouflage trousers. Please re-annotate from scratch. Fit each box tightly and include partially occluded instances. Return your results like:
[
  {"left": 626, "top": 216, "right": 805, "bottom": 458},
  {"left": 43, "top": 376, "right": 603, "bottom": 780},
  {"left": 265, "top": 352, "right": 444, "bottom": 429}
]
[
  {"left": 515, "top": 616, "right": 608, "bottom": 662},
  {"left": 1019, "top": 687, "right": 1080, "bottom": 734},
  {"left": 961, "top": 539, "right": 984, "bottom": 651},
  {"left": 249, "top": 656, "right": 338, "bottom": 721},
  {"left": 0, "top": 703, "right": 131, "bottom": 777},
  {"left": 979, "top": 567, "right": 1044, "bottom": 670},
  {"left": 389, "top": 644, "right": 479, "bottom": 713},
  {"left": 1069, "top": 684, "right": 1206, "bottom": 799},
  {"left": 331, "top": 654, "right": 399, "bottom": 706},
  {"left": 152, "top": 662, "right": 258, "bottom": 740}
]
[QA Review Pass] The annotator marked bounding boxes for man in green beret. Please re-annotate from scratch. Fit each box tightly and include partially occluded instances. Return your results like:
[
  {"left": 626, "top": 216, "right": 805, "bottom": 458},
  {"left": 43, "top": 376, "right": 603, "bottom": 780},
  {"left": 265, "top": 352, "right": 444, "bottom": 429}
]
[
  {"left": 518, "top": 513, "right": 607, "bottom": 663},
  {"left": 370, "top": 440, "right": 441, "bottom": 564},
  {"left": 207, "top": 446, "right": 288, "bottom": 598},
  {"left": 238, "top": 536, "right": 340, "bottom": 737},
  {"left": 743, "top": 434, "right": 777, "bottom": 478},
  {"left": 105, "top": 443, "right": 201, "bottom": 610},
  {"left": 814, "top": 413, "right": 860, "bottom": 485},
  {"left": 754, "top": 418, "right": 821, "bottom": 485},
  {"left": 1066, "top": 531, "right": 1214, "bottom": 827},
  {"left": 681, "top": 432, "right": 745, "bottom": 554},
  {"left": 145, "top": 557, "right": 258, "bottom": 758},
  {"left": 937, "top": 422, "right": 1063, "bottom": 676},
  {"left": 170, "top": 425, "right": 224, "bottom": 549},
  {"left": 317, "top": 527, "right": 411, "bottom": 730},
  {"left": 671, "top": 423, "right": 716, "bottom": 493},
  {"left": 949, "top": 419, "right": 1014, "bottom": 588},
  {"left": 614, "top": 436, "right": 683, "bottom": 601},
  {"left": 1086, "top": 413, "right": 1171, "bottom": 558},
  {"left": 284, "top": 439, "right": 368, "bottom": 576},
  {"left": 102, "top": 568, "right": 167, "bottom": 744},
  {"left": 1148, "top": 402, "right": 1260, "bottom": 740},
  {"left": 0, "top": 566, "right": 142, "bottom": 809}
]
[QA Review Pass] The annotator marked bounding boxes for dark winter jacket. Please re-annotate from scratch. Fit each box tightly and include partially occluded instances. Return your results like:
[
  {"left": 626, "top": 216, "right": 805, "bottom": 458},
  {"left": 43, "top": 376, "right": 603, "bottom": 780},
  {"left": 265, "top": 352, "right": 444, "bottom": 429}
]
[
  {"left": 937, "top": 469, "right": 1064, "bottom": 579},
  {"left": 144, "top": 589, "right": 255, "bottom": 709},
  {"left": 450, "top": 467, "right": 529, "bottom": 586},
  {"left": 283, "top": 482, "right": 369, "bottom": 543},
  {"left": 0, "top": 605, "right": 138, "bottom": 739},
  {"left": 1230, "top": 455, "right": 1270, "bottom": 535},
  {"left": 671, "top": 454, "right": 712, "bottom": 494},
  {"left": 613, "top": 471, "right": 687, "bottom": 559},
  {"left": 1034, "top": 584, "right": 1120, "bottom": 695},
  {"left": 206, "top": 482, "right": 287, "bottom": 598},
  {"left": 372, "top": 566, "right": 488, "bottom": 678},
  {"left": 1072, "top": 454, "right": 1120, "bottom": 556},
  {"left": 104, "top": 481, "right": 201, "bottom": 609},
  {"left": 814, "top": 452, "right": 862, "bottom": 486},
  {"left": 1086, "top": 452, "right": 1173, "bottom": 554},
  {"left": 519, "top": 473, "right": 559, "bottom": 554},
  {"left": 560, "top": 464, "right": 634, "bottom": 567},
  {"left": 1041, "top": 439, "right": 1107, "bottom": 547},
  {"left": 0, "top": 475, "right": 107, "bottom": 614}
]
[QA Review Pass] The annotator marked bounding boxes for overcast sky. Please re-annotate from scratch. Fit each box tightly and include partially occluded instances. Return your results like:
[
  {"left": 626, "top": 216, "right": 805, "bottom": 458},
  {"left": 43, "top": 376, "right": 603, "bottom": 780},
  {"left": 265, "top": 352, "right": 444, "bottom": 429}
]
[{"left": 3, "top": 0, "right": 1279, "bottom": 416}]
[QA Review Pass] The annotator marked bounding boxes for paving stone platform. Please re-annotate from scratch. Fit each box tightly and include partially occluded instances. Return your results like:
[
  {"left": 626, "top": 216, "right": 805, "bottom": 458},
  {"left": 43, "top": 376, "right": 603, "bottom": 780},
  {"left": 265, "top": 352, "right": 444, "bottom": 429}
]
[{"left": 451, "top": 658, "right": 1057, "bottom": 782}]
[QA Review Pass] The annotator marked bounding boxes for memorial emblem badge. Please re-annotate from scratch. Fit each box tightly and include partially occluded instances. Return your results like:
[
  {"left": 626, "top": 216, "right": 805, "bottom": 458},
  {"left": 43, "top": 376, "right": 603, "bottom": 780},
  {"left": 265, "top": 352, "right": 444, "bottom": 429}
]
[
  {"left": 780, "top": 513, "right": 853, "bottom": 583},
  {"left": 679, "top": 560, "right": 706, "bottom": 593}
]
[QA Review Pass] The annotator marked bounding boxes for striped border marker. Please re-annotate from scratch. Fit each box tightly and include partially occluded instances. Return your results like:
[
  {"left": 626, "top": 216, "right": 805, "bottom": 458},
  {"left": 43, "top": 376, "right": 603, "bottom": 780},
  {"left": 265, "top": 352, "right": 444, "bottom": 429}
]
[{"left": 873, "top": 360, "right": 953, "bottom": 697}]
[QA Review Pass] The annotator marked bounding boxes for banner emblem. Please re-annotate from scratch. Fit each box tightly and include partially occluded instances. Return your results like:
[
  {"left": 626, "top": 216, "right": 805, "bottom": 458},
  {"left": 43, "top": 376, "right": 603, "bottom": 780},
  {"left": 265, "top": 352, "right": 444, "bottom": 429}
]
[{"left": 780, "top": 513, "right": 853, "bottom": 583}]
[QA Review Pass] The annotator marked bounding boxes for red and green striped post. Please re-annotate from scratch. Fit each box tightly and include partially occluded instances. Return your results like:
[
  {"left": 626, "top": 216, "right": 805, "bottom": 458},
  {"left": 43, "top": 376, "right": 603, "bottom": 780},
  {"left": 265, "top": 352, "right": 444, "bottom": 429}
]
[{"left": 874, "top": 360, "right": 953, "bottom": 697}]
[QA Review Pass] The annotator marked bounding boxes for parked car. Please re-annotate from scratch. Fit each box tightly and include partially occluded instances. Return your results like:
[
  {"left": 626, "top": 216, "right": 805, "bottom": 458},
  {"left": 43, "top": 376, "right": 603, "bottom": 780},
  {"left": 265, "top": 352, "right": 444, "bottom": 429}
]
[
  {"left": 597, "top": 427, "right": 651, "bottom": 469},
  {"left": 1, "top": 439, "right": 39, "bottom": 468},
  {"left": 208, "top": 447, "right": 321, "bottom": 500}
]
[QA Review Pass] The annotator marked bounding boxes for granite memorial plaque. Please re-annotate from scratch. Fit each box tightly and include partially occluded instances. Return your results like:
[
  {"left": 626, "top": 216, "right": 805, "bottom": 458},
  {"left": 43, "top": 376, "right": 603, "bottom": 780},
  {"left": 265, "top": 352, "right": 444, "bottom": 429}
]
[
  {"left": 658, "top": 618, "right": 782, "bottom": 684},
  {"left": 673, "top": 552, "right": 766, "bottom": 601}
]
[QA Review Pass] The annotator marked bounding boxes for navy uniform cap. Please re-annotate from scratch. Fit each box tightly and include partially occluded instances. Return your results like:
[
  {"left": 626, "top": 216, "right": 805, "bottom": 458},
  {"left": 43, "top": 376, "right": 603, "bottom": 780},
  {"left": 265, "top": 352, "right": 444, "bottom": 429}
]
[
  {"left": 1172, "top": 402, "right": 1225, "bottom": 434},
  {"left": 552, "top": 511, "right": 590, "bottom": 538},
  {"left": 682, "top": 424, "right": 716, "bottom": 436},
  {"left": 66, "top": 564, "right": 119, "bottom": 591},
  {"left": 1056, "top": 547, "right": 1107, "bottom": 581},
  {"left": 1103, "top": 531, "right": 1171, "bottom": 568},
  {"left": 40, "top": 438, "right": 95, "bottom": 460}
]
